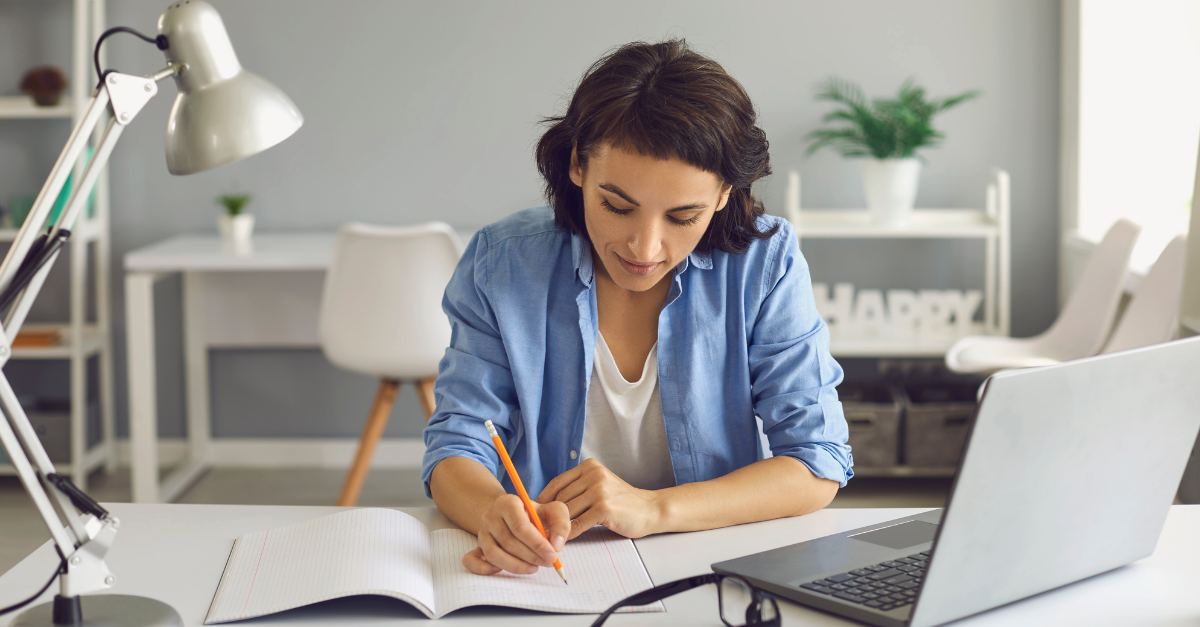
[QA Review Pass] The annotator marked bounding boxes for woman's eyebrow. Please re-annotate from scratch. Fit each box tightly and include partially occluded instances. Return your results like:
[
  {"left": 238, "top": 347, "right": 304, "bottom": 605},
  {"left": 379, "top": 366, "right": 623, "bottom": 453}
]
[{"left": 598, "top": 183, "right": 707, "bottom": 212}]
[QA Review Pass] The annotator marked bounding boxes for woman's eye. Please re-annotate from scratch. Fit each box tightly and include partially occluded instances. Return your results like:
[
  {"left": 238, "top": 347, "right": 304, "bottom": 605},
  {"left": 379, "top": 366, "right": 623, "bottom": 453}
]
[
  {"left": 600, "top": 199, "right": 632, "bottom": 216},
  {"left": 601, "top": 198, "right": 700, "bottom": 226}
]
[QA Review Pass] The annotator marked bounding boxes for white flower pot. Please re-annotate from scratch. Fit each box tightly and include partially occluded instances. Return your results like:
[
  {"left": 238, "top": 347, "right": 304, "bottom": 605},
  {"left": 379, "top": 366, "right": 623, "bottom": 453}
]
[
  {"left": 218, "top": 213, "right": 255, "bottom": 255},
  {"left": 862, "top": 158, "right": 921, "bottom": 225}
]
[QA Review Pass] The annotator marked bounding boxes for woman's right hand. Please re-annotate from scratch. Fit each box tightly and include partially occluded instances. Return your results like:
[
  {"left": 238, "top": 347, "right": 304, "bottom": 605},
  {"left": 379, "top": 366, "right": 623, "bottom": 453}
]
[{"left": 462, "top": 494, "right": 571, "bottom": 576}]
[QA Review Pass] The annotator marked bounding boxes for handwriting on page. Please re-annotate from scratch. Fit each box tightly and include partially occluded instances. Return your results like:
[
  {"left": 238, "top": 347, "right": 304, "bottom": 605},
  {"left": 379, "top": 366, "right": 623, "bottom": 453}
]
[
  {"left": 205, "top": 508, "right": 437, "bottom": 623},
  {"left": 431, "top": 526, "right": 664, "bottom": 616}
]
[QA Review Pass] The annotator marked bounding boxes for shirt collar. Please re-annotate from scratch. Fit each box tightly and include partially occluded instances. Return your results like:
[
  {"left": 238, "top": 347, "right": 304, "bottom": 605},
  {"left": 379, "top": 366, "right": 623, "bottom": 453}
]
[
  {"left": 571, "top": 231, "right": 714, "bottom": 286},
  {"left": 688, "top": 248, "right": 714, "bottom": 270}
]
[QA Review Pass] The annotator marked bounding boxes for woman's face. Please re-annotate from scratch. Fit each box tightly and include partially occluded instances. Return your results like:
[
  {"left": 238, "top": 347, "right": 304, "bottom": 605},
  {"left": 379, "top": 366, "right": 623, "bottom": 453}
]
[{"left": 570, "top": 143, "right": 731, "bottom": 293}]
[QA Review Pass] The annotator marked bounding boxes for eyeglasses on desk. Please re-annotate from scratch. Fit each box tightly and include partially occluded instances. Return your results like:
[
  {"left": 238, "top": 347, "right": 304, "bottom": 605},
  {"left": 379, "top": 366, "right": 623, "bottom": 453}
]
[{"left": 591, "top": 573, "right": 780, "bottom": 626}]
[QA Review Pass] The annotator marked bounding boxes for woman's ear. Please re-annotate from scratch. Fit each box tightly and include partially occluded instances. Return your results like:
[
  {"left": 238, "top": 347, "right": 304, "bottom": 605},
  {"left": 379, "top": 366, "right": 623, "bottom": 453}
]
[
  {"left": 569, "top": 146, "right": 583, "bottom": 188},
  {"left": 715, "top": 184, "right": 733, "bottom": 212}
]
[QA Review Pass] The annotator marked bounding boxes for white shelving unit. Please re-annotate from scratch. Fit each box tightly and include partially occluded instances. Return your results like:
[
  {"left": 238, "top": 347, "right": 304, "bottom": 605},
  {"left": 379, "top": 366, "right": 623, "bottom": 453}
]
[
  {"left": 0, "top": 0, "right": 115, "bottom": 490},
  {"left": 792, "top": 169, "right": 1011, "bottom": 358},
  {"left": 792, "top": 169, "right": 1011, "bottom": 479}
]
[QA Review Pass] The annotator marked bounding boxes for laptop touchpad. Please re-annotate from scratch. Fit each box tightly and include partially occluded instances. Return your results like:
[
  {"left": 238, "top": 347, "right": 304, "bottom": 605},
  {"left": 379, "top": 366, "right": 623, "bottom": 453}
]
[{"left": 850, "top": 521, "right": 939, "bottom": 549}]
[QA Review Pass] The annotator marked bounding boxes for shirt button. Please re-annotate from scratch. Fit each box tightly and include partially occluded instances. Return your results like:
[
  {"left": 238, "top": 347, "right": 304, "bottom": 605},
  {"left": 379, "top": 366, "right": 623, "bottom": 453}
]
[{"left": 570, "top": 450, "right": 578, "bottom": 460}]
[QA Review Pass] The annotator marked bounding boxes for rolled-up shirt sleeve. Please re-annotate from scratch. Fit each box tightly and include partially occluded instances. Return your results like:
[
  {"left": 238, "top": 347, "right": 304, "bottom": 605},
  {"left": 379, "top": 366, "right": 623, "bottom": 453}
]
[
  {"left": 421, "top": 228, "right": 519, "bottom": 497},
  {"left": 748, "top": 222, "right": 854, "bottom": 486}
]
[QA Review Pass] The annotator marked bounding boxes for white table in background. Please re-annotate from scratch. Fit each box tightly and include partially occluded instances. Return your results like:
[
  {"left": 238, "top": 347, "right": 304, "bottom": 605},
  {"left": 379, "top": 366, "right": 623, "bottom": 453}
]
[
  {"left": 125, "top": 230, "right": 478, "bottom": 504},
  {"left": 124, "top": 233, "right": 337, "bottom": 504},
  {"left": 3, "top": 505, "right": 1199, "bottom": 626}
]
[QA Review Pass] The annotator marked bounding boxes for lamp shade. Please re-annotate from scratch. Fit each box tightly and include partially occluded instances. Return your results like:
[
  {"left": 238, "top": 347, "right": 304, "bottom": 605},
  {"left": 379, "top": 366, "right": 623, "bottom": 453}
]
[{"left": 158, "top": 1, "right": 302, "bottom": 175}]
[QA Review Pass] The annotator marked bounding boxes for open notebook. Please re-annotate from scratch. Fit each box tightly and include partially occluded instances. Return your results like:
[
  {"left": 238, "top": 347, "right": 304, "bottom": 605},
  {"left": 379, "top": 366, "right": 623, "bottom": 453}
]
[{"left": 205, "top": 508, "right": 664, "bottom": 622}]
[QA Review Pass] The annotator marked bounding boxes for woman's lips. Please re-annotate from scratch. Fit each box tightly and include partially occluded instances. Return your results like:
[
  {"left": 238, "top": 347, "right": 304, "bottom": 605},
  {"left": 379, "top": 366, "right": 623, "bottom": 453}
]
[{"left": 616, "top": 254, "right": 660, "bottom": 277}]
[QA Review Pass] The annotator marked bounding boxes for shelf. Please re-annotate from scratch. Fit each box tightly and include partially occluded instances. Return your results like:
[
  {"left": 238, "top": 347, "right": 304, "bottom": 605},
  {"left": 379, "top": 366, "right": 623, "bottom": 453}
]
[
  {"left": 829, "top": 323, "right": 986, "bottom": 358},
  {"left": 10, "top": 323, "right": 105, "bottom": 360},
  {"left": 0, "top": 217, "right": 105, "bottom": 243},
  {"left": 0, "top": 96, "right": 73, "bottom": 120},
  {"left": 793, "top": 209, "right": 999, "bottom": 239},
  {"left": 854, "top": 466, "right": 957, "bottom": 478}
]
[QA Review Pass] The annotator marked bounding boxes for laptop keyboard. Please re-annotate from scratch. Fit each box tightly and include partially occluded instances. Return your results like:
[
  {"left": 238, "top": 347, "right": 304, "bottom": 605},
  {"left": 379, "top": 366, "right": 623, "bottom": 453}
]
[{"left": 798, "top": 551, "right": 930, "bottom": 613}]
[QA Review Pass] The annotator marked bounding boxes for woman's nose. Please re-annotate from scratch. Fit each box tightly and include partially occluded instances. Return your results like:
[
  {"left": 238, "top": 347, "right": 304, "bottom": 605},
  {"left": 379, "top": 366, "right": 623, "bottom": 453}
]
[{"left": 628, "top": 224, "right": 661, "bottom": 260}]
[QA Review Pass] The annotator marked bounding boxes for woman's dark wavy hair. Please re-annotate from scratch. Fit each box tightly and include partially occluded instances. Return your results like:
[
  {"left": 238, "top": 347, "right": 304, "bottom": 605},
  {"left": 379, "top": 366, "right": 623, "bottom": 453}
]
[{"left": 536, "top": 39, "right": 777, "bottom": 255}]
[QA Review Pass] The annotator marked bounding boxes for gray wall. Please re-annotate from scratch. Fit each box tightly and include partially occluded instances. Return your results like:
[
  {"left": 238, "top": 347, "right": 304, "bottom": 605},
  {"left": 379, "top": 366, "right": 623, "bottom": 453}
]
[{"left": 0, "top": 0, "right": 1059, "bottom": 440}]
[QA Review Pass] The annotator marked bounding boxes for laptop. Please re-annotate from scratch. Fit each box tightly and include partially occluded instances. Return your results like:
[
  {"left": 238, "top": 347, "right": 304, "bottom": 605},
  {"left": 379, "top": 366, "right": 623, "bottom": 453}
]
[{"left": 712, "top": 336, "right": 1200, "bottom": 627}]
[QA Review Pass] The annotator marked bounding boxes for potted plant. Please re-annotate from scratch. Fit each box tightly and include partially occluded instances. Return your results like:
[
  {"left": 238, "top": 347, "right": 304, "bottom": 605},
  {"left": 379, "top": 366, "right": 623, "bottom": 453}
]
[
  {"left": 216, "top": 193, "right": 254, "bottom": 253},
  {"left": 806, "top": 78, "right": 979, "bottom": 225}
]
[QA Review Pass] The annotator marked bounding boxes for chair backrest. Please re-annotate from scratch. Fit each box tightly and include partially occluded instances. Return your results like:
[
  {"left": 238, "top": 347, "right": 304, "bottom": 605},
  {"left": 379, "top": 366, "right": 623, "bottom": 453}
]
[
  {"left": 1101, "top": 235, "right": 1187, "bottom": 354},
  {"left": 1041, "top": 218, "right": 1140, "bottom": 360},
  {"left": 319, "top": 222, "right": 463, "bottom": 380}
]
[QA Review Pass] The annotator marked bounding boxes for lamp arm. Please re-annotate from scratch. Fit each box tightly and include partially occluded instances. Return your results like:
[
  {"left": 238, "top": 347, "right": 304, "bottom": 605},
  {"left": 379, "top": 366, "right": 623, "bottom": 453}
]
[
  {"left": 0, "top": 65, "right": 177, "bottom": 604},
  {"left": 0, "top": 86, "right": 114, "bottom": 561},
  {"left": 50, "top": 117, "right": 125, "bottom": 243}
]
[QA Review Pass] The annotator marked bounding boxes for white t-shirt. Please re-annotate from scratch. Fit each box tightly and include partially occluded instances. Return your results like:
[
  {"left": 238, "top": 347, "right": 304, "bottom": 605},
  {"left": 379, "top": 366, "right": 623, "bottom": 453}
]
[{"left": 579, "top": 333, "right": 675, "bottom": 490}]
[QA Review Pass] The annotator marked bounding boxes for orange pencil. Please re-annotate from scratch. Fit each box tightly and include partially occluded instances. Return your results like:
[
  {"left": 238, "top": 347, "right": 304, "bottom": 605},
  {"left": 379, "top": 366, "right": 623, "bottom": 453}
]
[{"left": 484, "top": 420, "right": 567, "bottom": 584}]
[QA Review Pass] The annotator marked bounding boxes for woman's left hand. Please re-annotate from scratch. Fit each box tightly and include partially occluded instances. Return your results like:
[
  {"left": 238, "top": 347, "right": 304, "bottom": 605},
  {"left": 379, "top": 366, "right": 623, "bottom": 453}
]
[{"left": 535, "top": 458, "right": 664, "bottom": 540}]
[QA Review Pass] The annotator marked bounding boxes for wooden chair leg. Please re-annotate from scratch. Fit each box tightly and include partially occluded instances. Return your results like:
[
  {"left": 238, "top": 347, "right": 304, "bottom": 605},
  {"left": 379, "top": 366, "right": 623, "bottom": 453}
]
[
  {"left": 416, "top": 377, "right": 437, "bottom": 420},
  {"left": 337, "top": 378, "right": 400, "bottom": 507}
]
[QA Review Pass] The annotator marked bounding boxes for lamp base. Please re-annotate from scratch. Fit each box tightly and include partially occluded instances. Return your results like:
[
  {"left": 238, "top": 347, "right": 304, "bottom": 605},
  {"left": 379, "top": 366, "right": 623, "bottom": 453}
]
[{"left": 11, "top": 595, "right": 182, "bottom": 627}]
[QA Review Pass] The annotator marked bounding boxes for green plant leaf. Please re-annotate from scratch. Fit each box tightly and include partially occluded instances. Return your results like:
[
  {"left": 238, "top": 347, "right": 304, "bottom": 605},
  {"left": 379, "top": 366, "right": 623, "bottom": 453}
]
[
  {"left": 217, "top": 193, "right": 252, "bottom": 217},
  {"left": 805, "top": 77, "right": 981, "bottom": 160}
]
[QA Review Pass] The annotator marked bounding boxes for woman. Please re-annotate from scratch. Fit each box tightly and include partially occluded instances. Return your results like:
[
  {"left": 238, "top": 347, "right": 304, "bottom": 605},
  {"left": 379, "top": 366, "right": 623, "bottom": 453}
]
[{"left": 422, "top": 40, "right": 853, "bottom": 577}]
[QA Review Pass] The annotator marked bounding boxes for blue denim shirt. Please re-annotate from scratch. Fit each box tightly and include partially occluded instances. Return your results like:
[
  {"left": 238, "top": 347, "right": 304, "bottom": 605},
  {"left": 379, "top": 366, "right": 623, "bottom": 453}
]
[{"left": 422, "top": 207, "right": 852, "bottom": 499}]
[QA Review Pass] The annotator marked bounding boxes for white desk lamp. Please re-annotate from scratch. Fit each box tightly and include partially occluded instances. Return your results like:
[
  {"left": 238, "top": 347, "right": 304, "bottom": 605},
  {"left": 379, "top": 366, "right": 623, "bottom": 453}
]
[{"left": 0, "top": 2, "right": 301, "bottom": 626}]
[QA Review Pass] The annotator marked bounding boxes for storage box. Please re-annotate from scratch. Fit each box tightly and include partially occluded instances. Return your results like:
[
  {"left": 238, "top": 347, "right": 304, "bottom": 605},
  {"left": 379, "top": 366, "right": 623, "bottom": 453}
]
[
  {"left": 902, "top": 383, "right": 978, "bottom": 468},
  {"left": 839, "top": 383, "right": 902, "bottom": 467}
]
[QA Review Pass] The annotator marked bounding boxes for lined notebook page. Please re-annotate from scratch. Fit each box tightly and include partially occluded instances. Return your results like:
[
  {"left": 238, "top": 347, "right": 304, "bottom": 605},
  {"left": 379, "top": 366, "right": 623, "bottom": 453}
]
[
  {"left": 431, "top": 526, "right": 664, "bottom": 617},
  {"left": 205, "top": 508, "right": 437, "bottom": 623}
]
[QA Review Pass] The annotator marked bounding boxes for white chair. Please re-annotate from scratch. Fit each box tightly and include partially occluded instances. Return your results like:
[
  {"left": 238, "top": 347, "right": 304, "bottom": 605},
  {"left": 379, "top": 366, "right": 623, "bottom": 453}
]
[
  {"left": 945, "top": 218, "right": 1141, "bottom": 375},
  {"left": 319, "top": 222, "right": 462, "bottom": 506},
  {"left": 1100, "top": 235, "right": 1188, "bottom": 354}
]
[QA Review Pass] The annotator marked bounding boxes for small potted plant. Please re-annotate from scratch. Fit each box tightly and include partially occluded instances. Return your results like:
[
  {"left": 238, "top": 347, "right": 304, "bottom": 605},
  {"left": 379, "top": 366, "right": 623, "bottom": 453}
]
[
  {"left": 216, "top": 193, "right": 254, "bottom": 253},
  {"left": 806, "top": 78, "right": 979, "bottom": 225}
]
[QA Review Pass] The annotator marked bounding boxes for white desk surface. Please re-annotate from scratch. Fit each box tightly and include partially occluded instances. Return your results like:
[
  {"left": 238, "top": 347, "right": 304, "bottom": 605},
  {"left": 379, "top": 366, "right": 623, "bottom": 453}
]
[
  {"left": 3, "top": 504, "right": 1199, "bottom": 626},
  {"left": 124, "top": 233, "right": 337, "bottom": 272},
  {"left": 124, "top": 229, "right": 480, "bottom": 273}
]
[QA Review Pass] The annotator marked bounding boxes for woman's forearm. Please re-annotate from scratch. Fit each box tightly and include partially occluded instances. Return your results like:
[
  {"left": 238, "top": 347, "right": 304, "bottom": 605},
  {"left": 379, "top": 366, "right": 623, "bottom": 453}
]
[
  {"left": 429, "top": 456, "right": 508, "bottom": 535},
  {"left": 653, "top": 456, "right": 838, "bottom": 533},
  {"left": 434, "top": 453, "right": 839, "bottom": 537}
]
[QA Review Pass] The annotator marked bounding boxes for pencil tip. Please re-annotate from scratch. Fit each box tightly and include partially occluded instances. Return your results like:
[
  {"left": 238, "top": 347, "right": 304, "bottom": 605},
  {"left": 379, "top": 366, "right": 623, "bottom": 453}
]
[{"left": 557, "top": 567, "right": 568, "bottom": 585}]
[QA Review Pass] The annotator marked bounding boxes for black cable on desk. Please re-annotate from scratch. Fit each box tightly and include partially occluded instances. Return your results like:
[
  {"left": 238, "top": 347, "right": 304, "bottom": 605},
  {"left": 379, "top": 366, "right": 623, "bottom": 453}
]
[{"left": 0, "top": 559, "right": 65, "bottom": 616}]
